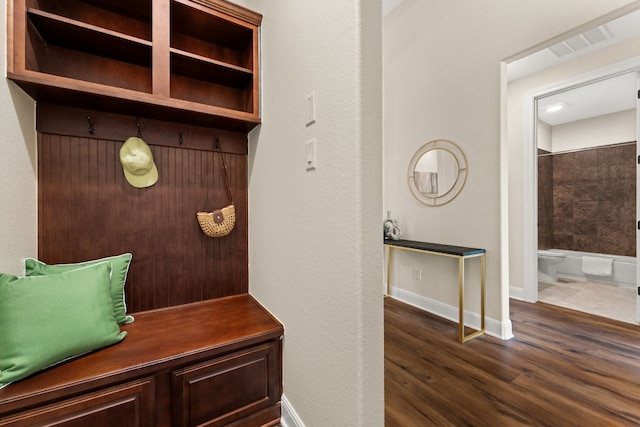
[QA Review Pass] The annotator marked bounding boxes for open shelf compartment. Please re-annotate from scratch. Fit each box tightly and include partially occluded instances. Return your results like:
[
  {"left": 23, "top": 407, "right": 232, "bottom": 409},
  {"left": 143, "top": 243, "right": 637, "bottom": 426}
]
[
  {"left": 27, "top": 0, "right": 152, "bottom": 41},
  {"left": 171, "top": 0, "right": 254, "bottom": 69}
]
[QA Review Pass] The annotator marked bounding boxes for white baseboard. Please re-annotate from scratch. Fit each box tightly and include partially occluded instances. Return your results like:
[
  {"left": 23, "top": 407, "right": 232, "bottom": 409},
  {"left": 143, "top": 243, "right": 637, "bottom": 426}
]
[
  {"left": 509, "top": 286, "right": 525, "bottom": 301},
  {"left": 391, "top": 287, "right": 513, "bottom": 340},
  {"left": 281, "top": 394, "right": 305, "bottom": 427}
]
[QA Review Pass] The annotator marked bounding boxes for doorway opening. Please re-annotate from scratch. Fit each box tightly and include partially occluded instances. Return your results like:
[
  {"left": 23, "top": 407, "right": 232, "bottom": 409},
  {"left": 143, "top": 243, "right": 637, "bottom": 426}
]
[
  {"left": 507, "top": 9, "right": 640, "bottom": 324},
  {"left": 534, "top": 72, "right": 638, "bottom": 324}
]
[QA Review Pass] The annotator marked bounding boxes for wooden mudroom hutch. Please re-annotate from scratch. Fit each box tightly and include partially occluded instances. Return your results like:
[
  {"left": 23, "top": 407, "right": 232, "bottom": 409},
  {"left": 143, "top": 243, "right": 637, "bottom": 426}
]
[{"left": 2, "top": 1, "right": 283, "bottom": 426}]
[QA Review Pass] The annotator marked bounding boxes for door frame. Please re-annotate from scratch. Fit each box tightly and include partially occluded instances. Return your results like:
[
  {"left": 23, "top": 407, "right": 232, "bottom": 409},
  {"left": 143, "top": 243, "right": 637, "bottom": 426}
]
[
  {"left": 522, "top": 56, "right": 640, "bottom": 305},
  {"left": 636, "top": 71, "right": 640, "bottom": 321}
]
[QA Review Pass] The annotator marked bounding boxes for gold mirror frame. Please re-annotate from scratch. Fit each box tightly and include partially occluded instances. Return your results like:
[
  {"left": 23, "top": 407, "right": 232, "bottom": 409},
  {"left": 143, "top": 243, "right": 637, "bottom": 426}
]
[{"left": 407, "top": 139, "right": 468, "bottom": 206}]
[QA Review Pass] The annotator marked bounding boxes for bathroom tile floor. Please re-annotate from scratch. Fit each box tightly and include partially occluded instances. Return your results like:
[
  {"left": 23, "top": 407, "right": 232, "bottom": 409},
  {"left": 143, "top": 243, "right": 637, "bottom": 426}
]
[{"left": 538, "top": 277, "right": 638, "bottom": 324}]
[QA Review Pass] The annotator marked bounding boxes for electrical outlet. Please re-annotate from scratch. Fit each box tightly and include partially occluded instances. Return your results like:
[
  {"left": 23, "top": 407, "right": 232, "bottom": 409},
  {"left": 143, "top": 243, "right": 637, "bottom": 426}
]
[{"left": 412, "top": 268, "right": 422, "bottom": 281}]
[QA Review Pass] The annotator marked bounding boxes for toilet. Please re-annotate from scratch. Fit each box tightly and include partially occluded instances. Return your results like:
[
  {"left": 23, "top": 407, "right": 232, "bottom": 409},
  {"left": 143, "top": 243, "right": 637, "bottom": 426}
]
[{"left": 538, "top": 250, "right": 566, "bottom": 282}]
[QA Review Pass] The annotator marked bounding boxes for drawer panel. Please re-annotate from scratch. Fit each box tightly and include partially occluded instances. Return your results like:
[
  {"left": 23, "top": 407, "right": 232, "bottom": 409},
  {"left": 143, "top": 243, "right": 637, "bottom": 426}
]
[
  {"left": 172, "top": 341, "right": 281, "bottom": 427},
  {"left": 0, "top": 377, "right": 154, "bottom": 427}
]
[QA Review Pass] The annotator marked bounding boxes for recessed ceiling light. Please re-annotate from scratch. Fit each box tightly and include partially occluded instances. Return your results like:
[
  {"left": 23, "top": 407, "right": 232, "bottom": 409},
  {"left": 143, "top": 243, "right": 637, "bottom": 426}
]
[{"left": 545, "top": 103, "right": 566, "bottom": 113}]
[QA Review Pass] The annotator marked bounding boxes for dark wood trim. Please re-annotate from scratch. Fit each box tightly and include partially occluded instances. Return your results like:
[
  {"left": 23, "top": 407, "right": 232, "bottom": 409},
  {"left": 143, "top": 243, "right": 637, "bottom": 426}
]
[{"left": 189, "top": 0, "right": 263, "bottom": 26}]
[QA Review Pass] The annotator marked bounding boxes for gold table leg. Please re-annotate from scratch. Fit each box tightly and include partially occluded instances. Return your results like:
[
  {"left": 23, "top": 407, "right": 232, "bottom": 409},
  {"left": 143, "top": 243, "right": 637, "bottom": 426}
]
[
  {"left": 386, "top": 246, "right": 393, "bottom": 297},
  {"left": 459, "top": 254, "right": 486, "bottom": 343},
  {"left": 458, "top": 257, "right": 464, "bottom": 342},
  {"left": 384, "top": 243, "right": 485, "bottom": 343}
]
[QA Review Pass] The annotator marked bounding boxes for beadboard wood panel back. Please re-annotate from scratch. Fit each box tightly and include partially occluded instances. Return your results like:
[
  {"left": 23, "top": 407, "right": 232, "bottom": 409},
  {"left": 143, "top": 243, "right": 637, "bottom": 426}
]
[{"left": 37, "top": 106, "right": 248, "bottom": 312}]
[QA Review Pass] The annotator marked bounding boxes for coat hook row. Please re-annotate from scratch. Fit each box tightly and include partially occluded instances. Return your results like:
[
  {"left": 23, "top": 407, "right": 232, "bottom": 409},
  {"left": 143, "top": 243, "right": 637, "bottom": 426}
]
[
  {"left": 81, "top": 117, "right": 214, "bottom": 149},
  {"left": 87, "top": 116, "right": 94, "bottom": 135}
]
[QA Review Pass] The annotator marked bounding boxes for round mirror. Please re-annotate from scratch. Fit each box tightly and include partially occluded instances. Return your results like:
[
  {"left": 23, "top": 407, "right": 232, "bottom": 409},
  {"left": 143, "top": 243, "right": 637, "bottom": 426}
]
[{"left": 407, "top": 139, "right": 467, "bottom": 206}]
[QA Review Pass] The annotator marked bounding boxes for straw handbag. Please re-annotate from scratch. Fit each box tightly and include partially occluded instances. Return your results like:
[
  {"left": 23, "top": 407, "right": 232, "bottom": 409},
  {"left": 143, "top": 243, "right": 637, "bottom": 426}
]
[{"left": 197, "top": 141, "right": 235, "bottom": 238}]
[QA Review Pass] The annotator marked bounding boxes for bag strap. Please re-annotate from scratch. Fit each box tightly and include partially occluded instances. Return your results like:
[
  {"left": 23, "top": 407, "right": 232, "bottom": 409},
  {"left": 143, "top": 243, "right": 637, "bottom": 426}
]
[{"left": 216, "top": 136, "right": 233, "bottom": 205}]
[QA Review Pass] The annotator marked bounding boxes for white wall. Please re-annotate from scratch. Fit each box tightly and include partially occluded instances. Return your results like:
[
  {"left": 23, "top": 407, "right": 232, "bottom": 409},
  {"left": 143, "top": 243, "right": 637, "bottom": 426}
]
[
  {"left": 0, "top": 1, "right": 37, "bottom": 275},
  {"left": 385, "top": 0, "right": 640, "bottom": 337},
  {"left": 538, "top": 121, "right": 552, "bottom": 152},
  {"left": 241, "top": 1, "right": 384, "bottom": 426},
  {"left": 509, "top": 33, "right": 640, "bottom": 295},
  {"left": 552, "top": 109, "right": 635, "bottom": 152}
]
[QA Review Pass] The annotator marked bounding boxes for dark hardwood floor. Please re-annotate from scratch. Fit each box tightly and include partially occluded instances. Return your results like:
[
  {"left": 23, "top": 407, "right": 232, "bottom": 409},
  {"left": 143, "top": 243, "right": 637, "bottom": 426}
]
[{"left": 385, "top": 297, "right": 640, "bottom": 426}]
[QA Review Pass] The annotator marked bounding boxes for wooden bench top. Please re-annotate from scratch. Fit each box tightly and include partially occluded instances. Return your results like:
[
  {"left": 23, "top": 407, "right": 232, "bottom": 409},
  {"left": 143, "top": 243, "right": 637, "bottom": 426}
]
[{"left": 0, "top": 294, "right": 283, "bottom": 415}]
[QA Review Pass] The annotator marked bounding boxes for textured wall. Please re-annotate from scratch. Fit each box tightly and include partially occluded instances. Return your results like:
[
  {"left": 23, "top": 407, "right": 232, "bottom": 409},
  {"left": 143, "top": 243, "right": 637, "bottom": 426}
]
[
  {"left": 241, "top": 1, "right": 384, "bottom": 426},
  {"left": 0, "top": 0, "right": 37, "bottom": 275}
]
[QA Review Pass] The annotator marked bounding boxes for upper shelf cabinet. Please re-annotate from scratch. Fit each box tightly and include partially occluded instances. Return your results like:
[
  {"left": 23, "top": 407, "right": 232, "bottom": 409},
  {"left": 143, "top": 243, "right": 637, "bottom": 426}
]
[{"left": 7, "top": 0, "right": 262, "bottom": 131}]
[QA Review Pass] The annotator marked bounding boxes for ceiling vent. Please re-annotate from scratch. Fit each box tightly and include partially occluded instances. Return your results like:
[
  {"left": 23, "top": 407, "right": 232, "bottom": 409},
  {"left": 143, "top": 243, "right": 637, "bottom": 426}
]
[{"left": 548, "top": 25, "right": 613, "bottom": 58}]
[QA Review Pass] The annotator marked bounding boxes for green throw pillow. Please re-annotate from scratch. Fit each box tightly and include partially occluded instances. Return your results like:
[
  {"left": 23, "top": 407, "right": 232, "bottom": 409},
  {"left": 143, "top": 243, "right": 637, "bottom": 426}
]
[
  {"left": 0, "top": 262, "right": 127, "bottom": 389},
  {"left": 25, "top": 254, "right": 134, "bottom": 325}
]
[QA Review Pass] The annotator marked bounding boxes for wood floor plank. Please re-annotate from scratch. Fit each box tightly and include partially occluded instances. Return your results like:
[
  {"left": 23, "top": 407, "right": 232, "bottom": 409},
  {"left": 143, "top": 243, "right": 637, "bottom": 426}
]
[{"left": 385, "top": 298, "right": 640, "bottom": 426}]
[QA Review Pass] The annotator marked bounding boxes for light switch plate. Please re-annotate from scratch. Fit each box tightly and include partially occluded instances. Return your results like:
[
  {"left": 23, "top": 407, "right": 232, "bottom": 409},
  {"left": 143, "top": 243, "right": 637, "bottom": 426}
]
[
  {"left": 306, "top": 139, "right": 316, "bottom": 171},
  {"left": 306, "top": 92, "right": 316, "bottom": 126}
]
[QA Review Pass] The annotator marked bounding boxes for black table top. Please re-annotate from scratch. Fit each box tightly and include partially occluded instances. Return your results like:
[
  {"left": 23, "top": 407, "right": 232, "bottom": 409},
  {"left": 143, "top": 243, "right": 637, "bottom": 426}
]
[{"left": 384, "top": 238, "right": 485, "bottom": 257}]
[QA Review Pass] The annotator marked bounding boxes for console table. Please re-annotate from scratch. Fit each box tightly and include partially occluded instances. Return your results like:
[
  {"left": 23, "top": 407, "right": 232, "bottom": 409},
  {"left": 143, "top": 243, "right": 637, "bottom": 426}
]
[{"left": 384, "top": 239, "right": 486, "bottom": 343}]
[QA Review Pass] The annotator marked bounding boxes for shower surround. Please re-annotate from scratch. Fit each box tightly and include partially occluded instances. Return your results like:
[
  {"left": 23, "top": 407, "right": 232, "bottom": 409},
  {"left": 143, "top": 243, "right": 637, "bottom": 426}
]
[{"left": 538, "top": 142, "right": 636, "bottom": 257}]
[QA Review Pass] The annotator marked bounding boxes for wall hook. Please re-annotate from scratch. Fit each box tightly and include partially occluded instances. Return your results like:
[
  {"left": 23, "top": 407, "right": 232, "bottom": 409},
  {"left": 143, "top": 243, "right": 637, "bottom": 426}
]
[
  {"left": 87, "top": 116, "right": 94, "bottom": 135},
  {"left": 215, "top": 135, "right": 220, "bottom": 150},
  {"left": 137, "top": 121, "right": 142, "bottom": 138},
  {"left": 179, "top": 130, "right": 184, "bottom": 145}
]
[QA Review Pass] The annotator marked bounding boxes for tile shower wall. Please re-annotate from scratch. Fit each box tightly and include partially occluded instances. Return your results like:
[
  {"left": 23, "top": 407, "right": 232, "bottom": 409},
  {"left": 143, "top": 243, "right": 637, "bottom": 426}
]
[
  {"left": 538, "top": 148, "right": 553, "bottom": 249},
  {"left": 538, "top": 143, "right": 636, "bottom": 257}
]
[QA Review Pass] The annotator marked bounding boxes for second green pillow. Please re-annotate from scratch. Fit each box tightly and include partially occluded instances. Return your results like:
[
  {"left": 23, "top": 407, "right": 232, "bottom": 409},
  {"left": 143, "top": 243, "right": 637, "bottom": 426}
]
[{"left": 25, "top": 253, "right": 134, "bottom": 324}]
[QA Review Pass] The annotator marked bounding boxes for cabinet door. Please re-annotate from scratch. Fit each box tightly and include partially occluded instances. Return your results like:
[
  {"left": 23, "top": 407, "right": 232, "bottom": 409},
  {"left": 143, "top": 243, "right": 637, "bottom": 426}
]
[
  {"left": 172, "top": 342, "right": 281, "bottom": 427},
  {"left": 0, "top": 377, "right": 155, "bottom": 427}
]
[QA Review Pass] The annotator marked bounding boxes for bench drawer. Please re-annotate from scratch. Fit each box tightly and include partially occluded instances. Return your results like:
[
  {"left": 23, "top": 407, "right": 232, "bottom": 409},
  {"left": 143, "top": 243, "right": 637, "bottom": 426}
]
[
  {"left": 172, "top": 341, "right": 281, "bottom": 427},
  {"left": 0, "top": 377, "right": 154, "bottom": 427}
]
